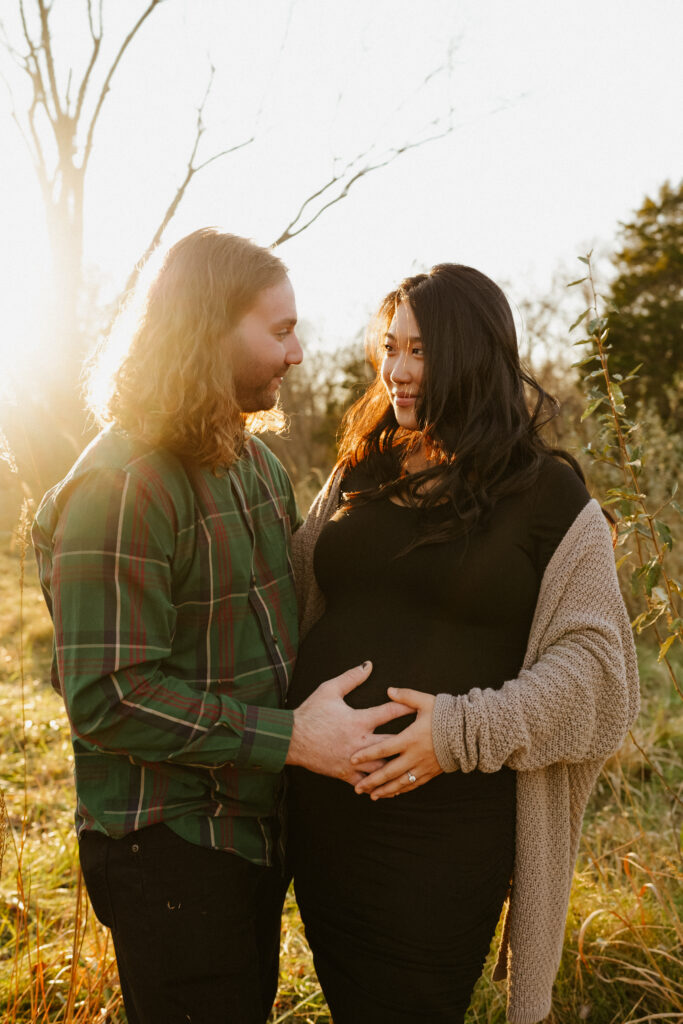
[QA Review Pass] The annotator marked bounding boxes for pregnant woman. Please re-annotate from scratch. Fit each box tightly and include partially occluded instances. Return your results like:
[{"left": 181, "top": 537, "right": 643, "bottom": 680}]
[{"left": 286, "top": 264, "right": 639, "bottom": 1024}]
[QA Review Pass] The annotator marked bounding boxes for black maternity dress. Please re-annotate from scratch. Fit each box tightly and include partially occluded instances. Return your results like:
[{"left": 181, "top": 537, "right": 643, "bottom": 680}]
[{"left": 286, "top": 455, "right": 589, "bottom": 1024}]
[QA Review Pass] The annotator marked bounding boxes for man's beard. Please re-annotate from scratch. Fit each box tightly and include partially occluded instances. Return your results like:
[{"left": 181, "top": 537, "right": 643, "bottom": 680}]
[{"left": 234, "top": 369, "right": 287, "bottom": 413}]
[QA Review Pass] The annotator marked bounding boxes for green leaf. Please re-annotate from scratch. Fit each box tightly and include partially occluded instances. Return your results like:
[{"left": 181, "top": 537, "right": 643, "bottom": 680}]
[
  {"left": 572, "top": 337, "right": 594, "bottom": 347},
  {"left": 578, "top": 256, "right": 591, "bottom": 265},
  {"left": 672, "top": 500, "right": 683, "bottom": 517},
  {"left": 587, "top": 316, "right": 609, "bottom": 336},
  {"left": 631, "top": 559, "right": 662, "bottom": 597},
  {"left": 571, "top": 354, "right": 600, "bottom": 368},
  {"left": 569, "top": 308, "right": 591, "bottom": 331},
  {"left": 646, "top": 562, "right": 663, "bottom": 594},
  {"left": 567, "top": 277, "right": 587, "bottom": 287},
  {"left": 655, "top": 520, "right": 673, "bottom": 551},
  {"left": 610, "top": 382, "right": 626, "bottom": 411},
  {"left": 615, "top": 553, "right": 631, "bottom": 570},
  {"left": 580, "top": 397, "right": 605, "bottom": 421}
]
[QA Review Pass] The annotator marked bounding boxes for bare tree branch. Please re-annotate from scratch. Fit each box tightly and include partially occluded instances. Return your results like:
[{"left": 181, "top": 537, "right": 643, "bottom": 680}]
[
  {"left": 18, "top": 0, "right": 37, "bottom": 59},
  {"left": 117, "top": 69, "right": 254, "bottom": 305},
  {"left": 253, "top": 0, "right": 296, "bottom": 131},
  {"left": 86, "top": 0, "right": 103, "bottom": 41},
  {"left": 81, "top": 0, "right": 166, "bottom": 175},
  {"left": 5, "top": 35, "right": 56, "bottom": 199},
  {"left": 37, "top": 0, "right": 63, "bottom": 121},
  {"left": 0, "top": 16, "right": 29, "bottom": 66},
  {"left": 0, "top": 67, "right": 44, "bottom": 182},
  {"left": 18, "top": 0, "right": 48, "bottom": 117},
  {"left": 117, "top": 135, "right": 254, "bottom": 303},
  {"left": 26, "top": 87, "right": 51, "bottom": 190},
  {"left": 75, "top": 0, "right": 103, "bottom": 124},
  {"left": 270, "top": 121, "right": 455, "bottom": 248}
]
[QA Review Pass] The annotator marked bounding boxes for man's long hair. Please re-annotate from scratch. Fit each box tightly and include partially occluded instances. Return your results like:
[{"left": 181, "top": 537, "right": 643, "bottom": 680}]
[
  {"left": 337, "top": 264, "right": 583, "bottom": 545},
  {"left": 88, "top": 228, "right": 288, "bottom": 470}
]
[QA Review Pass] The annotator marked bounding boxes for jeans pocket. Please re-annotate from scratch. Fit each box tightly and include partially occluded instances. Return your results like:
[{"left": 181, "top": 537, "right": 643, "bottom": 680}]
[{"left": 78, "top": 831, "right": 116, "bottom": 929}]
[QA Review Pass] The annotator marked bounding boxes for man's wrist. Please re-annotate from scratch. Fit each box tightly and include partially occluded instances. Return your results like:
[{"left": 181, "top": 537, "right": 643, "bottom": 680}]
[
  {"left": 234, "top": 704, "right": 294, "bottom": 772},
  {"left": 284, "top": 707, "right": 303, "bottom": 767}
]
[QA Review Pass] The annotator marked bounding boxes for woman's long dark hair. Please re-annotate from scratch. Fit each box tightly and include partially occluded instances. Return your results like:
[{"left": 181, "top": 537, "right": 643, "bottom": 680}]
[{"left": 336, "top": 264, "right": 583, "bottom": 545}]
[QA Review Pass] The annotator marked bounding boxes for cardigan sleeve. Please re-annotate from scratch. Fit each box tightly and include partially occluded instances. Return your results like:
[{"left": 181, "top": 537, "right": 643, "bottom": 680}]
[
  {"left": 432, "top": 500, "right": 640, "bottom": 774},
  {"left": 291, "top": 471, "right": 341, "bottom": 640}
]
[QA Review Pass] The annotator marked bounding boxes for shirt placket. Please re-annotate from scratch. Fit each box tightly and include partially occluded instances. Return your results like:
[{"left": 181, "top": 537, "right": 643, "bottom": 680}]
[{"left": 228, "top": 470, "right": 289, "bottom": 702}]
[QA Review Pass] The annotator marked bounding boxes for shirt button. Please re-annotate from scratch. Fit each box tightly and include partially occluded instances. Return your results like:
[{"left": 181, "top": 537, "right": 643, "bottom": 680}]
[
  {"left": 131, "top": 843, "right": 140, "bottom": 854},
  {"left": 250, "top": 574, "right": 256, "bottom": 586},
  {"left": 272, "top": 634, "right": 279, "bottom": 645}
]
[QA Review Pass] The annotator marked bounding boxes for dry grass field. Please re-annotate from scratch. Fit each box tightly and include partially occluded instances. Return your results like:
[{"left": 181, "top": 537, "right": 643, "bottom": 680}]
[{"left": 0, "top": 530, "right": 681, "bottom": 1023}]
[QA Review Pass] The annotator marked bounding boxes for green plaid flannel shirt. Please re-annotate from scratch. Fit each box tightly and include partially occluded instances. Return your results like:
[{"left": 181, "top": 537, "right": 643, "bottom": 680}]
[{"left": 33, "top": 428, "right": 301, "bottom": 865}]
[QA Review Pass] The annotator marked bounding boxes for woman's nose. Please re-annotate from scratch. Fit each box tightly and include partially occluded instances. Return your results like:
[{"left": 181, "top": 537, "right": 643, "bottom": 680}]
[{"left": 390, "top": 356, "right": 411, "bottom": 382}]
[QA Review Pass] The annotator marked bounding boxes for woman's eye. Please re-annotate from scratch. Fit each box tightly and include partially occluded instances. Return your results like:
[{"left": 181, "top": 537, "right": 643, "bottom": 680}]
[{"left": 412, "top": 347, "right": 423, "bottom": 357}]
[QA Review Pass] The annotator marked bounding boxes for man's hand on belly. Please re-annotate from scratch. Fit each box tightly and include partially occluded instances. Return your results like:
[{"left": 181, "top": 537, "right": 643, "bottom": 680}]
[{"left": 286, "top": 662, "right": 412, "bottom": 785}]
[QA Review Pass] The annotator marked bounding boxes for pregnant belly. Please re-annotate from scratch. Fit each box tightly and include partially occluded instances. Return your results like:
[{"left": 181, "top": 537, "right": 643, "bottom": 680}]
[{"left": 286, "top": 603, "right": 526, "bottom": 721}]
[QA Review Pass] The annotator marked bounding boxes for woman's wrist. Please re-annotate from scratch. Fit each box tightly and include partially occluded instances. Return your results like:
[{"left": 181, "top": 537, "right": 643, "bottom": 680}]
[{"left": 431, "top": 692, "right": 460, "bottom": 773}]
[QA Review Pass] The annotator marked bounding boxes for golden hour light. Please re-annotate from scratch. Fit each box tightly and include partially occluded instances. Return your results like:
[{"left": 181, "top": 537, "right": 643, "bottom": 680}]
[{"left": 1, "top": 2, "right": 682, "bottom": 1022}]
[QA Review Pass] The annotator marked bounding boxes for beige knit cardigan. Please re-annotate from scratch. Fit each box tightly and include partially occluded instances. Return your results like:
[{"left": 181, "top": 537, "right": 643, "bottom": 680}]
[{"left": 291, "top": 472, "right": 640, "bottom": 1024}]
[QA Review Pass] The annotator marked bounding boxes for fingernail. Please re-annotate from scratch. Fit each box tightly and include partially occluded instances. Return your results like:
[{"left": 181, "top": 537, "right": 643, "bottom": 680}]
[
  {"left": 361, "top": 661, "right": 370, "bottom": 669},
  {"left": 388, "top": 687, "right": 397, "bottom": 697}
]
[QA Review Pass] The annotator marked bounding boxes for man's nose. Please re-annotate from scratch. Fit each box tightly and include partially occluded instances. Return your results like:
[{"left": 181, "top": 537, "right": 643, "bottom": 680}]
[{"left": 285, "top": 333, "right": 304, "bottom": 365}]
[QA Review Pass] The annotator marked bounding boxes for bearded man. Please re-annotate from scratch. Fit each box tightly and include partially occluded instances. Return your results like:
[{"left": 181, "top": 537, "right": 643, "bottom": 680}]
[{"left": 33, "top": 228, "right": 404, "bottom": 1024}]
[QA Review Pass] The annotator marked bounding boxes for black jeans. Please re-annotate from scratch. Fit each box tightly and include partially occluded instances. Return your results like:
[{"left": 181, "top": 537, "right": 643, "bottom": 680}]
[{"left": 79, "top": 823, "right": 287, "bottom": 1024}]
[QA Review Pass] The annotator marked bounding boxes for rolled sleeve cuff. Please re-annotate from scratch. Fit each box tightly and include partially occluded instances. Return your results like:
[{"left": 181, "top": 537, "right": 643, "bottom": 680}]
[
  {"left": 234, "top": 704, "right": 294, "bottom": 773},
  {"left": 432, "top": 693, "right": 460, "bottom": 773}
]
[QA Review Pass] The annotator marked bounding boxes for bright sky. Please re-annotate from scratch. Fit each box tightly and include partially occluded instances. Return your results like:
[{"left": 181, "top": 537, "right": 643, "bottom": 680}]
[{"left": 0, "top": 0, "right": 681, "bottom": 377}]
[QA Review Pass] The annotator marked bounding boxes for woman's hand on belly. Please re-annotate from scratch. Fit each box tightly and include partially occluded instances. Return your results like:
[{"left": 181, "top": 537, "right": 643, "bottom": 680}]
[{"left": 351, "top": 688, "right": 444, "bottom": 799}]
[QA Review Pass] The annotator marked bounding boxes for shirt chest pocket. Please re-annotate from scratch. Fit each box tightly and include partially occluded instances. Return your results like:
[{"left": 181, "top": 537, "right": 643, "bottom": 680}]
[{"left": 250, "top": 501, "right": 293, "bottom": 584}]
